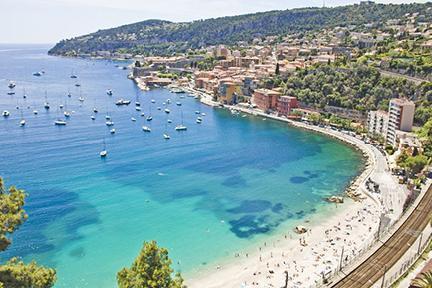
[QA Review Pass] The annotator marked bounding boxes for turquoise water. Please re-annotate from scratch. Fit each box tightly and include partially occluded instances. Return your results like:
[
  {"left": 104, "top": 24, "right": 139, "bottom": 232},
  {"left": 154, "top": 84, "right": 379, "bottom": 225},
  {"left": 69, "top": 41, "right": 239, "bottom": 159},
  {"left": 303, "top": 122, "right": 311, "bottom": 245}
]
[{"left": 0, "top": 45, "right": 363, "bottom": 287}]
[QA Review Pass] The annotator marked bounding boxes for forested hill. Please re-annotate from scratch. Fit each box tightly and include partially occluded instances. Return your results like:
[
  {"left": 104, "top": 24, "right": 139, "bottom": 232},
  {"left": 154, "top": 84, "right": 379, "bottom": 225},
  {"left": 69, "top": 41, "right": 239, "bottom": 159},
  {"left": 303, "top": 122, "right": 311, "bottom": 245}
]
[{"left": 49, "top": 2, "right": 432, "bottom": 56}]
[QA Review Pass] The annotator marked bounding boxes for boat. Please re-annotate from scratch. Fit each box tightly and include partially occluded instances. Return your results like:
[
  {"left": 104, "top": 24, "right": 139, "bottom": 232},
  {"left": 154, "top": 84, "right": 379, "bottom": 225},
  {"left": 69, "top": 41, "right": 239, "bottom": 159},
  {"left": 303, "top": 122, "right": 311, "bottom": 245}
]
[
  {"left": 167, "top": 119, "right": 172, "bottom": 123},
  {"left": 195, "top": 111, "right": 200, "bottom": 114},
  {"left": 110, "top": 128, "right": 116, "bottom": 134},
  {"left": 196, "top": 118, "right": 202, "bottom": 124},
  {"left": 67, "top": 91, "right": 72, "bottom": 98},
  {"left": 151, "top": 99, "right": 156, "bottom": 103},
  {"left": 106, "top": 89, "right": 113, "bottom": 96},
  {"left": 8, "top": 81, "right": 16, "bottom": 89},
  {"left": 175, "top": 125, "right": 187, "bottom": 131},
  {"left": 141, "top": 113, "right": 145, "bottom": 117},
  {"left": 176, "top": 102, "right": 182, "bottom": 106},
  {"left": 135, "top": 102, "right": 141, "bottom": 107},
  {"left": 7, "top": 91, "right": 15, "bottom": 95},
  {"left": 64, "top": 111, "right": 71, "bottom": 118},
  {"left": 54, "top": 119, "right": 67, "bottom": 126},
  {"left": 164, "top": 109, "right": 170, "bottom": 114},
  {"left": 131, "top": 117, "right": 136, "bottom": 122},
  {"left": 78, "top": 97, "right": 84, "bottom": 102},
  {"left": 170, "top": 87, "right": 185, "bottom": 94},
  {"left": 135, "top": 107, "right": 142, "bottom": 111},
  {"left": 105, "top": 115, "right": 111, "bottom": 120},
  {"left": 201, "top": 113, "right": 206, "bottom": 116},
  {"left": 33, "top": 72, "right": 42, "bottom": 77},
  {"left": 70, "top": 74, "right": 78, "bottom": 79},
  {"left": 166, "top": 99, "right": 171, "bottom": 104},
  {"left": 75, "top": 83, "right": 81, "bottom": 87},
  {"left": 59, "top": 104, "right": 64, "bottom": 109},
  {"left": 115, "top": 99, "right": 131, "bottom": 106},
  {"left": 93, "top": 108, "right": 98, "bottom": 113},
  {"left": 44, "top": 92, "right": 50, "bottom": 110},
  {"left": 163, "top": 133, "right": 170, "bottom": 140},
  {"left": 105, "top": 121, "right": 114, "bottom": 126},
  {"left": 146, "top": 116, "right": 153, "bottom": 121},
  {"left": 157, "top": 107, "right": 161, "bottom": 110},
  {"left": 2, "top": 110, "right": 10, "bottom": 117},
  {"left": 19, "top": 119, "right": 26, "bottom": 127},
  {"left": 33, "top": 110, "right": 38, "bottom": 115},
  {"left": 197, "top": 116, "right": 202, "bottom": 121},
  {"left": 100, "top": 139, "right": 107, "bottom": 158},
  {"left": 91, "top": 115, "right": 96, "bottom": 120},
  {"left": 142, "top": 126, "right": 151, "bottom": 132}
]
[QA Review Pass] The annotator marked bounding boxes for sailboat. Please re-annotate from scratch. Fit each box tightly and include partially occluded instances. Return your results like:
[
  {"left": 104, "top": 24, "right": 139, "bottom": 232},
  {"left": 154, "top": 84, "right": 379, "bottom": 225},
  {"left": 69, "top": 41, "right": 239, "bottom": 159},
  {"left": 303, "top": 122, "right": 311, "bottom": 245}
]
[
  {"left": 100, "top": 139, "right": 108, "bottom": 157},
  {"left": 106, "top": 89, "right": 113, "bottom": 96},
  {"left": 2, "top": 110, "right": 10, "bottom": 117},
  {"left": 146, "top": 102, "right": 153, "bottom": 121},
  {"left": 19, "top": 111, "right": 26, "bottom": 127},
  {"left": 44, "top": 91, "right": 50, "bottom": 110},
  {"left": 110, "top": 128, "right": 116, "bottom": 134},
  {"left": 54, "top": 107, "right": 66, "bottom": 125},
  {"left": 8, "top": 81, "right": 16, "bottom": 89},
  {"left": 163, "top": 112, "right": 170, "bottom": 139},
  {"left": 175, "top": 108, "right": 187, "bottom": 131}
]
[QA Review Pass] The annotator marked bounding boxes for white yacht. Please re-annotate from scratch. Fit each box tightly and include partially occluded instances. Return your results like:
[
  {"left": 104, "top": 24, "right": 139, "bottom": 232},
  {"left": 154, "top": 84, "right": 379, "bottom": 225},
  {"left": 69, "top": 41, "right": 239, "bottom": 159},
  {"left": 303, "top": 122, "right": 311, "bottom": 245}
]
[
  {"left": 54, "top": 119, "right": 67, "bottom": 126},
  {"left": 163, "top": 133, "right": 170, "bottom": 140},
  {"left": 175, "top": 125, "right": 187, "bottom": 131},
  {"left": 151, "top": 99, "right": 156, "bottom": 103},
  {"left": 131, "top": 117, "right": 136, "bottom": 122},
  {"left": 64, "top": 111, "right": 71, "bottom": 118},
  {"left": 91, "top": 115, "right": 96, "bottom": 120},
  {"left": 93, "top": 108, "right": 98, "bottom": 113},
  {"left": 142, "top": 126, "right": 151, "bottom": 132},
  {"left": 2, "top": 110, "right": 10, "bottom": 117},
  {"left": 78, "top": 97, "right": 84, "bottom": 102},
  {"left": 164, "top": 109, "right": 170, "bottom": 114},
  {"left": 176, "top": 102, "right": 182, "bottom": 106},
  {"left": 106, "top": 89, "right": 113, "bottom": 96},
  {"left": 106, "top": 121, "right": 114, "bottom": 126},
  {"left": 33, "top": 110, "right": 38, "bottom": 115},
  {"left": 100, "top": 139, "right": 108, "bottom": 158},
  {"left": 146, "top": 116, "right": 153, "bottom": 121},
  {"left": 135, "top": 107, "right": 142, "bottom": 111},
  {"left": 110, "top": 128, "right": 116, "bottom": 134},
  {"left": 19, "top": 119, "right": 26, "bottom": 127}
]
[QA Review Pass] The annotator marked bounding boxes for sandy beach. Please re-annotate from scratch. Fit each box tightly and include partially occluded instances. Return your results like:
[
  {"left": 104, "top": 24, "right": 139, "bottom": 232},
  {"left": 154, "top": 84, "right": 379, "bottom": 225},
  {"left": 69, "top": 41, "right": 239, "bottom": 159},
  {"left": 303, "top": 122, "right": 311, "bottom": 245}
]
[{"left": 184, "top": 94, "right": 408, "bottom": 288}]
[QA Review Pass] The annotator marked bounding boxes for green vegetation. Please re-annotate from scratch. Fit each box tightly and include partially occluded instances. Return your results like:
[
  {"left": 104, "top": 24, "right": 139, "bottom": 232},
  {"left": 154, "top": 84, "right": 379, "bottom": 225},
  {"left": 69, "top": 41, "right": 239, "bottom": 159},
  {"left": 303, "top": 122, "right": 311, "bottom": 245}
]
[
  {"left": 281, "top": 64, "right": 432, "bottom": 125},
  {"left": 0, "top": 177, "right": 56, "bottom": 288},
  {"left": 117, "top": 241, "right": 184, "bottom": 288},
  {"left": 411, "top": 271, "right": 432, "bottom": 288},
  {"left": 49, "top": 2, "right": 431, "bottom": 56},
  {"left": 397, "top": 153, "right": 429, "bottom": 177}
]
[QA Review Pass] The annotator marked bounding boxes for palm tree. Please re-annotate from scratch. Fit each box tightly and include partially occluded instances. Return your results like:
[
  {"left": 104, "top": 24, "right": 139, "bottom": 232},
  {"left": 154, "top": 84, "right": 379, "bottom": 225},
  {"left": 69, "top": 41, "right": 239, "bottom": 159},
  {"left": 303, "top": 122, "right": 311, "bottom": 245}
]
[{"left": 412, "top": 271, "right": 432, "bottom": 288}]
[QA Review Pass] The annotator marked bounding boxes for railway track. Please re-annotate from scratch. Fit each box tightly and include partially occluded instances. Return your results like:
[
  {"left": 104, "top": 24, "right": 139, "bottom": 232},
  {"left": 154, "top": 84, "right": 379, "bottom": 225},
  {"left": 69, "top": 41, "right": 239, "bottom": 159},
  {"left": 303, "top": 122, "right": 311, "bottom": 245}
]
[{"left": 331, "top": 184, "right": 432, "bottom": 288}]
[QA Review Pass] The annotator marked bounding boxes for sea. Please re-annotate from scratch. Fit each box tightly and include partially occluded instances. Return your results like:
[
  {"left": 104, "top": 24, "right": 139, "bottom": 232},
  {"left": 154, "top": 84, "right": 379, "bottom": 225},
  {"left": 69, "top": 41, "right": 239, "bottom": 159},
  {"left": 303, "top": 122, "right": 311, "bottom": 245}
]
[{"left": 0, "top": 44, "right": 363, "bottom": 287}]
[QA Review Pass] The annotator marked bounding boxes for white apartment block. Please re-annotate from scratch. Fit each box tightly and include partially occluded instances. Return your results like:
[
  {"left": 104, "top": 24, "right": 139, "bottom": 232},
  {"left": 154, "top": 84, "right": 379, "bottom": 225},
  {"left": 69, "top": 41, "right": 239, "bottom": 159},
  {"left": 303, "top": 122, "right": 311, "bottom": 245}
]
[{"left": 367, "top": 110, "right": 389, "bottom": 138}]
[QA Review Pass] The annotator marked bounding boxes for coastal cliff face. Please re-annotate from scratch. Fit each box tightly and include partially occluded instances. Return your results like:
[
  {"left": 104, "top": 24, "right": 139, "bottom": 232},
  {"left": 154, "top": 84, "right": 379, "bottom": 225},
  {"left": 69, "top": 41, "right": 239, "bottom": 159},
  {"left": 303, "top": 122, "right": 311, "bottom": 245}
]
[{"left": 48, "top": 2, "right": 432, "bottom": 56}]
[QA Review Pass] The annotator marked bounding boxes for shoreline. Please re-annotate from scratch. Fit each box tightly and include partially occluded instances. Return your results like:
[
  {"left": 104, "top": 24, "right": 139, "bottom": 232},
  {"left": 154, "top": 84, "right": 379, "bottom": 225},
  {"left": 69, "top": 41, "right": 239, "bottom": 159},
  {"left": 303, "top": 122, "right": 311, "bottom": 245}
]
[{"left": 136, "top": 84, "right": 405, "bottom": 287}]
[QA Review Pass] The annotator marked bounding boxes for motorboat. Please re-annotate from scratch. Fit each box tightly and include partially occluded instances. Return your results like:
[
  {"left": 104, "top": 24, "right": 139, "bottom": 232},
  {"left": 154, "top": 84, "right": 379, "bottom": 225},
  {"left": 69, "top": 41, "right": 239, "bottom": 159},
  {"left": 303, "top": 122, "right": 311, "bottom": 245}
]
[
  {"left": 54, "top": 119, "right": 67, "bottom": 126},
  {"left": 142, "top": 126, "right": 151, "bottom": 132},
  {"left": 110, "top": 128, "right": 116, "bottom": 134},
  {"left": 106, "top": 89, "right": 113, "bottom": 96},
  {"left": 106, "top": 121, "right": 114, "bottom": 126},
  {"left": 131, "top": 117, "right": 136, "bottom": 122},
  {"left": 8, "top": 81, "right": 16, "bottom": 89},
  {"left": 163, "top": 133, "right": 170, "bottom": 140},
  {"left": 115, "top": 99, "right": 131, "bottom": 106},
  {"left": 146, "top": 116, "right": 153, "bottom": 121},
  {"left": 175, "top": 125, "right": 187, "bottom": 131},
  {"left": 164, "top": 109, "right": 170, "bottom": 114},
  {"left": 2, "top": 110, "right": 10, "bottom": 117}
]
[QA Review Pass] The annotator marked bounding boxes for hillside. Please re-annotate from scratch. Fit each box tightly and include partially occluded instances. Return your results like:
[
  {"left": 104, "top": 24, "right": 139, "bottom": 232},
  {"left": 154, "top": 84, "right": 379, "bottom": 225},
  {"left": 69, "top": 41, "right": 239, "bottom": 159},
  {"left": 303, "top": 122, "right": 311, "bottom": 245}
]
[{"left": 49, "top": 2, "right": 432, "bottom": 56}]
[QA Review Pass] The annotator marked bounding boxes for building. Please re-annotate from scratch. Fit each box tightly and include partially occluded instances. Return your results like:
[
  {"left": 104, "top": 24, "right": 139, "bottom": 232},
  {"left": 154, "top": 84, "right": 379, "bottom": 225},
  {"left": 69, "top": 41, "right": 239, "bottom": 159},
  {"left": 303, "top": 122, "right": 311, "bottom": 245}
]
[
  {"left": 252, "top": 89, "right": 281, "bottom": 111},
  {"left": 367, "top": 110, "right": 389, "bottom": 138},
  {"left": 386, "top": 99, "right": 415, "bottom": 147},
  {"left": 277, "top": 96, "right": 299, "bottom": 117}
]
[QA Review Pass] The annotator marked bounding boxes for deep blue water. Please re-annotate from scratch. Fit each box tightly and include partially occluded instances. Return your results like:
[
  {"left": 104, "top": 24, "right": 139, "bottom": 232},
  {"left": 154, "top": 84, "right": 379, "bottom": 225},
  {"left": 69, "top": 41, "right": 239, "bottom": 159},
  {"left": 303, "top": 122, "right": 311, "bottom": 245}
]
[{"left": 0, "top": 44, "right": 362, "bottom": 287}]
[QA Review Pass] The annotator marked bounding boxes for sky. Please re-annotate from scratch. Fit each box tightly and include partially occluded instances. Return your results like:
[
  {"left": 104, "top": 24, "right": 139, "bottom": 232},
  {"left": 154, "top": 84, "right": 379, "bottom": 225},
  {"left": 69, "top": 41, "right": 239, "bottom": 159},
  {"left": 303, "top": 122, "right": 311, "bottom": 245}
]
[{"left": 1, "top": 0, "right": 429, "bottom": 44}]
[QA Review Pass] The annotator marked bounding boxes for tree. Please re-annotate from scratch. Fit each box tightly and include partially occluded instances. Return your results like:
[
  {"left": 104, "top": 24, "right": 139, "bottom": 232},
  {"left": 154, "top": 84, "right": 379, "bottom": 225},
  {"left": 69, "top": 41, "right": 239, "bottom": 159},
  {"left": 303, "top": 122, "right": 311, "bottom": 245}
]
[
  {"left": 0, "top": 177, "right": 56, "bottom": 288},
  {"left": 117, "top": 241, "right": 184, "bottom": 288},
  {"left": 411, "top": 271, "right": 432, "bottom": 288}
]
